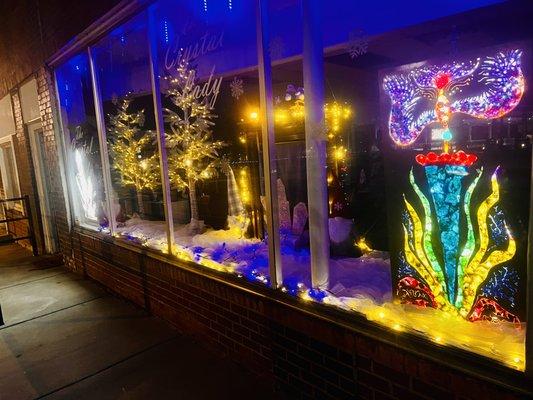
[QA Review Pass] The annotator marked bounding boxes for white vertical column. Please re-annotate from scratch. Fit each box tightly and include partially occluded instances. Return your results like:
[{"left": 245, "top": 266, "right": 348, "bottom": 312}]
[
  {"left": 257, "top": 0, "right": 282, "bottom": 288},
  {"left": 148, "top": 8, "right": 175, "bottom": 256},
  {"left": 303, "top": 0, "right": 329, "bottom": 288},
  {"left": 88, "top": 46, "right": 117, "bottom": 235}
]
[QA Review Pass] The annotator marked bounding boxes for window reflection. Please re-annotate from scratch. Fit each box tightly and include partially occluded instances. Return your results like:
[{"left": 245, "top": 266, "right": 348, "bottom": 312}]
[{"left": 56, "top": 53, "right": 109, "bottom": 230}]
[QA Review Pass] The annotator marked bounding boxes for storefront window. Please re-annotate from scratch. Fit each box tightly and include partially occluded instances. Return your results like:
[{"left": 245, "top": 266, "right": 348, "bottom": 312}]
[
  {"left": 303, "top": 0, "right": 528, "bottom": 369},
  {"left": 55, "top": 0, "right": 532, "bottom": 371},
  {"left": 56, "top": 53, "right": 109, "bottom": 230},
  {"left": 92, "top": 13, "right": 168, "bottom": 248},
  {"left": 151, "top": 0, "right": 271, "bottom": 280}
]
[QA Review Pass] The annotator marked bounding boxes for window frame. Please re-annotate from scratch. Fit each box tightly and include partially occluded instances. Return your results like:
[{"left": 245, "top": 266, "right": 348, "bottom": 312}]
[{"left": 0, "top": 134, "right": 23, "bottom": 212}]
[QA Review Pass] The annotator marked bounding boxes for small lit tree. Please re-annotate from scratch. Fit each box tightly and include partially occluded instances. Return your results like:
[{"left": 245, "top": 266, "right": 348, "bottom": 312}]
[
  {"left": 108, "top": 98, "right": 160, "bottom": 217},
  {"left": 164, "top": 59, "right": 225, "bottom": 232}
]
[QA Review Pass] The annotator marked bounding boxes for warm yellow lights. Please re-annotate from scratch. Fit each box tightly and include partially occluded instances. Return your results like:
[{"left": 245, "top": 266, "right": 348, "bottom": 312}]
[
  {"left": 392, "top": 323, "right": 402, "bottom": 332},
  {"left": 325, "top": 102, "right": 352, "bottom": 137},
  {"left": 333, "top": 146, "right": 347, "bottom": 161},
  {"left": 238, "top": 168, "right": 252, "bottom": 206},
  {"left": 355, "top": 237, "right": 372, "bottom": 254},
  {"left": 246, "top": 101, "right": 352, "bottom": 138}
]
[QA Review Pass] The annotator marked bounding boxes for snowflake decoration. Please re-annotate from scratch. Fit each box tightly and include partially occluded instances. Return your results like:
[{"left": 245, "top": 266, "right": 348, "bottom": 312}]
[
  {"left": 347, "top": 29, "right": 368, "bottom": 59},
  {"left": 230, "top": 76, "right": 244, "bottom": 100},
  {"left": 334, "top": 202, "right": 343, "bottom": 211},
  {"left": 269, "top": 36, "right": 285, "bottom": 60}
]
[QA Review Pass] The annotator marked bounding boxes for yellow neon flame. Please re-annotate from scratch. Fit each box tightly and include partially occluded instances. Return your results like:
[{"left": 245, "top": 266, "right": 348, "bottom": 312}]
[
  {"left": 460, "top": 172, "right": 516, "bottom": 317},
  {"left": 403, "top": 197, "right": 449, "bottom": 309}
]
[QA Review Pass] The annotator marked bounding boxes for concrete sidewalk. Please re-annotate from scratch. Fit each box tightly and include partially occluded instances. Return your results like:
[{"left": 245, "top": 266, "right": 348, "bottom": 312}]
[{"left": 0, "top": 244, "right": 276, "bottom": 400}]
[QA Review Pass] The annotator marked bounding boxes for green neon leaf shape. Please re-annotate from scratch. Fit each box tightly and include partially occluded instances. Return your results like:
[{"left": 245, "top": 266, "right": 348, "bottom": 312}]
[
  {"left": 454, "top": 168, "right": 482, "bottom": 308},
  {"left": 409, "top": 169, "right": 446, "bottom": 293}
]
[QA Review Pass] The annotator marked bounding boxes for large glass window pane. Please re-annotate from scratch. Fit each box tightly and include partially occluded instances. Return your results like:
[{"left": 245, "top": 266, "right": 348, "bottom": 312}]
[
  {"left": 152, "top": 0, "right": 271, "bottom": 282},
  {"left": 56, "top": 53, "right": 109, "bottom": 231},
  {"left": 92, "top": 12, "right": 167, "bottom": 249},
  {"left": 307, "top": 0, "right": 530, "bottom": 369},
  {"left": 266, "top": 0, "right": 315, "bottom": 294}
]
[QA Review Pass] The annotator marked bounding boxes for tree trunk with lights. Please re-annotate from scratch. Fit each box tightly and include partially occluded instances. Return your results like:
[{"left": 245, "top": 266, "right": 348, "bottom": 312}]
[
  {"left": 136, "top": 190, "right": 145, "bottom": 217},
  {"left": 188, "top": 176, "right": 199, "bottom": 232},
  {"left": 164, "top": 59, "right": 225, "bottom": 230}
]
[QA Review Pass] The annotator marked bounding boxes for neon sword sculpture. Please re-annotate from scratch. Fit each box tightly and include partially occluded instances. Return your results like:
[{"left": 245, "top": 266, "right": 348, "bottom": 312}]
[{"left": 383, "top": 49, "right": 525, "bottom": 321}]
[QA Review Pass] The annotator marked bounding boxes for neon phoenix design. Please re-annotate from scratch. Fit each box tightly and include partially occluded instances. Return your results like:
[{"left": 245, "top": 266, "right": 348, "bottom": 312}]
[
  {"left": 384, "top": 49, "right": 525, "bottom": 321},
  {"left": 383, "top": 49, "right": 524, "bottom": 147}
]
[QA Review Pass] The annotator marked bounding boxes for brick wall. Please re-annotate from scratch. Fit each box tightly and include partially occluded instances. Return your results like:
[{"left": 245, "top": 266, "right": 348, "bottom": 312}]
[
  {"left": 67, "top": 230, "right": 531, "bottom": 400},
  {"left": 0, "top": 0, "right": 123, "bottom": 98},
  {"left": 35, "top": 67, "right": 74, "bottom": 264}
]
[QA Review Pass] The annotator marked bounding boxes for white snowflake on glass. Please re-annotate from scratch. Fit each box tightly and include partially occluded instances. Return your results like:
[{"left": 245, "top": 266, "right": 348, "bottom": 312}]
[
  {"left": 347, "top": 29, "right": 368, "bottom": 59},
  {"left": 230, "top": 76, "right": 244, "bottom": 99},
  {"left": 269, "top": 36, "right": 285, "bottom": 60},
  {"left": 334, "top": 202, "right": 343, "bottom": 211}
]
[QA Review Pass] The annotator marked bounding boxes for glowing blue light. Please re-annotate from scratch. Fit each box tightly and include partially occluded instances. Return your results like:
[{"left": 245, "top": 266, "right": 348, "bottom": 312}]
[
  {"left": 308, "top": 288, "right": 327, "bottom": 302},
  {"left": 442, "top": 129, "right": 453, "bottom": 141},
  {"left": 480, "top": 266, "right": 518, "bottom": 309},
  {"left": 425, "top": 164, "right": 467, "bottom": 304},
  {"left": 163, "top": 21, "right": 169, "bottom": 43}
]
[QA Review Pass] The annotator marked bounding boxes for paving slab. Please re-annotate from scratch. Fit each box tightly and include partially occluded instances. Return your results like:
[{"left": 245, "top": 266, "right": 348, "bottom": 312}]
[
  {"left": 0, "top": 244, "right": 64, "bottom": 290},
  {"left": 42, "top": 336, "right": 277, "bottom": 400},
  {"left": 0, "top": 296, "right": 177, "bottom": 400},
  {"left": 0, "top": 272, "right": 105, "bottom": 327},
  {"left": 0, "top": 243, "right": 278, "bottom": 400}
]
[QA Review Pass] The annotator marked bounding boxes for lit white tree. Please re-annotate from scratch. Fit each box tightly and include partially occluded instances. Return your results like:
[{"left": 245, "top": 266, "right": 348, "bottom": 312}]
[
  {"left": 164, "top": 59, "right": 225, "bottom": 232},
  {"left": 108, "top": 98, "right": 160, "bottom": 217}
]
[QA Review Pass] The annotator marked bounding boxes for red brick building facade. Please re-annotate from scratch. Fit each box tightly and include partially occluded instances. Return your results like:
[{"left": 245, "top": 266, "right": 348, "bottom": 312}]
[{"left": 1, "top": 1, "right": 532, "bottom": 399}]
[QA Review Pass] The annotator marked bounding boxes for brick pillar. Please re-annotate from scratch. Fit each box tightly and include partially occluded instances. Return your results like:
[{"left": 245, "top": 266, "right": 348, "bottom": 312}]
[{"left": 35, "top": 67, "right": 77, "bottom": 270}]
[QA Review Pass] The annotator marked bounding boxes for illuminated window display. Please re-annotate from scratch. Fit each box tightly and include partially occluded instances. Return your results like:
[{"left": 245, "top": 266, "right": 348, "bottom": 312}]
[
  {"left": 55, "top": 0, "right": 532, "bottom": 371},
  {"left": 56, "top": 53, "right": 109, "bottom": 230},
  {"left": 379, "top": 46, "right": 528, "bottom": 367}
]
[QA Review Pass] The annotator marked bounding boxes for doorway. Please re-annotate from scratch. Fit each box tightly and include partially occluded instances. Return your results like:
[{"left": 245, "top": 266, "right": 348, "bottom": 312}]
[{"left": 27, "top": 121, "right": 57, "bottom": 253}]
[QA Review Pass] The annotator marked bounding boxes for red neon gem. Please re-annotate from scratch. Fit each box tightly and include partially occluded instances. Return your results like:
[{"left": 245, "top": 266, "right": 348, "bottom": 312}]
[
  {"left": 440, "top": 153, "right": 451, "bottom": 163},
  {"left": 415, "top": 150, "right": 478, "bottom": 167},
  {"left": 434, "top": 72, "right": 451, "bottom": 89},
  {"left": 415, "top": 154, "right": 427, "bottom": 165}
]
